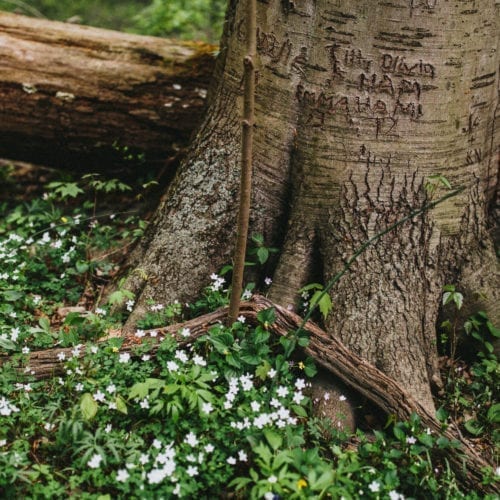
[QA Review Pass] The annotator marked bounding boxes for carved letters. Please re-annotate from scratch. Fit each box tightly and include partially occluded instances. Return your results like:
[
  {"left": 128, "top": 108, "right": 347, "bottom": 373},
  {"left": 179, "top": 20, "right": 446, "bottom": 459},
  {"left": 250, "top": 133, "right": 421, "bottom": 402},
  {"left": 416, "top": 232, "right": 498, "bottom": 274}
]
[
  {"left": 381, "top": 54, "right": 435, "bottom": 79},
  {"left": 254, "top": 5, "right": 436, "bottom": 138}
]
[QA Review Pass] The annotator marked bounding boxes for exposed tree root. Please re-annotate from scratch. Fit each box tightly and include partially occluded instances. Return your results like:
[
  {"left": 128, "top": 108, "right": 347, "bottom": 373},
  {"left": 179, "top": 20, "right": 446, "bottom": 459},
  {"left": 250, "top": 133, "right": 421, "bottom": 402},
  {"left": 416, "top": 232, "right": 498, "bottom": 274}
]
[{"left": 2, "top": 295, "right": 495, "bottom": 494}]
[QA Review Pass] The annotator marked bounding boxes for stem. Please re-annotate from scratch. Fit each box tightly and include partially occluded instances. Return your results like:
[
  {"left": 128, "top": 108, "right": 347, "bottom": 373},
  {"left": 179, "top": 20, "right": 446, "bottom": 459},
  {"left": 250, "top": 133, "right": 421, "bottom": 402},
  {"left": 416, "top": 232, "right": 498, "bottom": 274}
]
[
  {"left": 297, "top": 187, "right": 465, "bottom": 333},
  {"left": 228, "top": 0, "right": 257, "bottom": 324}
]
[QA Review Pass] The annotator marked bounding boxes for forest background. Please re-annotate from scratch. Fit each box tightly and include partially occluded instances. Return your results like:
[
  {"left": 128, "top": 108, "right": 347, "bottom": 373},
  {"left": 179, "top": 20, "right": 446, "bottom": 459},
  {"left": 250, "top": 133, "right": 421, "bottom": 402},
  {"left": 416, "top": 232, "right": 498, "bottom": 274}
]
[{"left": 0, "top": 0, "right": 225, "bottom": 42}]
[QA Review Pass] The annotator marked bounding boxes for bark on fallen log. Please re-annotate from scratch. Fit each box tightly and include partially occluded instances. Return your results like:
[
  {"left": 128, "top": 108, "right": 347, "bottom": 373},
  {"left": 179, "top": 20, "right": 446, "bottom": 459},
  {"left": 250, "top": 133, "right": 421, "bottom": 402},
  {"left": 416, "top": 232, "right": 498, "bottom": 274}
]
[
  {"left": 0, "top": 12, "right": 216, "bottom": 174},
  {"left": 3, "top": 295, "right": 495, "bottom": 494}
]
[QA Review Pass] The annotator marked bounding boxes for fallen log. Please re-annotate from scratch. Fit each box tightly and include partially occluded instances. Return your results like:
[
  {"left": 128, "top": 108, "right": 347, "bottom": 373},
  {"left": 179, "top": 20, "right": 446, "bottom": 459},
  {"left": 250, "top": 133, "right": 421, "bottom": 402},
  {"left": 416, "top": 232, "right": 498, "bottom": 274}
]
[
  {"left": 3, "top": 295, "right": 495, "bottom": 494},
  {"left": 0, "top": 12, "right": 216, "bottom": 174}
]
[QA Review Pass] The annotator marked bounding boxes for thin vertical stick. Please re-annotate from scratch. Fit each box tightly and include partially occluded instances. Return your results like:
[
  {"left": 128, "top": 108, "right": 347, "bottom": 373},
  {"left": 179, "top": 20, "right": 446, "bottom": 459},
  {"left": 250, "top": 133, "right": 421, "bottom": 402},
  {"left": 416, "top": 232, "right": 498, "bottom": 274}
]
[{"left": 228, "top": 0, "right": 257, "bottom": 324}]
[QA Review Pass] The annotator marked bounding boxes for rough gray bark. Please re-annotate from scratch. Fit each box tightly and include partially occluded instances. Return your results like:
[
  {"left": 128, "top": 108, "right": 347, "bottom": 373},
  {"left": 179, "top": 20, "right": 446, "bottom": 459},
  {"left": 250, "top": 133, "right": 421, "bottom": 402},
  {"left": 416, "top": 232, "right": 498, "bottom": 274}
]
[
  {"left": 118, "top": 0, "right": 499, "bottom": 413},
  {"left": 0, "top": 12, "right": 215, "bottom": 173}
]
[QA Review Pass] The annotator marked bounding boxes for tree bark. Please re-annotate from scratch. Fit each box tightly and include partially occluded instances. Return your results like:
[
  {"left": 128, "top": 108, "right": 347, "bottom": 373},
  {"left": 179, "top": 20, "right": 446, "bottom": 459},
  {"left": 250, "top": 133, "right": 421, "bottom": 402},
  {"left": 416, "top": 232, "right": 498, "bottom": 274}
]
[
  {"left": 0, "top": 12, "right": 215, "bottom": 174},
  {"left": 6, "top": 296, "right": 495, "bottom": 494},
  {"left": 118, "top": 0, "right": 499, "bottom": 415},
  {"left": 119, "top": 0, "right": 500, "bottom": 410}
]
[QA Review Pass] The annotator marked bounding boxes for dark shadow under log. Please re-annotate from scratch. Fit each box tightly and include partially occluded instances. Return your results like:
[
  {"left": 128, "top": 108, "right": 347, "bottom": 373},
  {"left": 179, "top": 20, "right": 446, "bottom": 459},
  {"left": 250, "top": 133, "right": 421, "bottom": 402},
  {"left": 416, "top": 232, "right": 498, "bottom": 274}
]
[{"left": 0, "top": 12, "right": 216, "bottom": 175}]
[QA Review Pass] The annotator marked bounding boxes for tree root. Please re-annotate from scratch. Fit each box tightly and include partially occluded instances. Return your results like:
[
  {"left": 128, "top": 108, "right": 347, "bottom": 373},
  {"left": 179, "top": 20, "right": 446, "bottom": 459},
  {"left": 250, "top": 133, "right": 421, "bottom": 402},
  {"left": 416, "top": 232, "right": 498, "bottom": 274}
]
[{"left": 2, "top": 295, "right": 495, "bottom": 494}]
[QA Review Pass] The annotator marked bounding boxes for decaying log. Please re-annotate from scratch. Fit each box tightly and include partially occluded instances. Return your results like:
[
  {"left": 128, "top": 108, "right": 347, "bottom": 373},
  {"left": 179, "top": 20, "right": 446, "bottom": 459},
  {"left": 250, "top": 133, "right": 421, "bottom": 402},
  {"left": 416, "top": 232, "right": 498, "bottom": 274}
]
[
  {"left": 3, "top": 295, "right": 495, "bottom": 494},
  {"left": 0, "top": 12, "right": 216, "bottom": 174}
]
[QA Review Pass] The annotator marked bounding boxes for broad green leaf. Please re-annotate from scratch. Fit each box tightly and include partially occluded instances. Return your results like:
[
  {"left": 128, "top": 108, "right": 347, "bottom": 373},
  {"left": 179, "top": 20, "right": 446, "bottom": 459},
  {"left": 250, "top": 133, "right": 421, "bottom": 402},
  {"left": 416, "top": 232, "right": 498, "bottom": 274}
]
[
  {"left": 80, "top": 393, "right": 98, "bottom": 420},
  {"left": 115, "top": 395, "right": 128, "bottom": 415},
  {"left": 255, "top": 360, "right": 272, "bottom": 381},
  {"left": 486, "top": 403, "right": 500, "bottom": 423},
  {"left": 257, "top": 307, "right": 276, "bottom": 326},
  {"left": 311, "top": 470, "right": 334, "bottom": 490},
  {"left": 0, "top": 337, "right": 16, "bottom": 351},
  {"left": 263, "top": 429, "right": 283, "bottom": 451},
  {"left": 317, "top": 292, "right": 333, "bottom": 319},
  {"left": 393, "top": 425, "right": 405, "bottom": 441},
  {"left": 418, "top": 433, "right": 434, "bottom": 448},
  {"left": 75, "top": 261, "right": 89, "bottom": 274},
  {"left": 257, "top": 246, "right": 269, "bottom": 264},
  {"left": 3, "top": 290, "right": 23, "bottom": 302},
  {"left": 128, "top": 382, "right": 149, "bottom": 400},
  {"left": 453, "top": 292, "right": 463, "bottom": 310},
  {"left": 442, "top": 291, "right": 452, "bottom": 306},
  {"left": 291, "top": 404, "right": 307, "bottom": 417},
  {"left": 464, "top": 419, "right": 483, "bottom": 436},
  {"left": 39, "top": 317, "right": 51, "bottom": 331},
  {"left": 163, "top": 384, "right": 180, "bottom": 395},
  {"left": 64, "top": 312, "right": 85, "bottom": 326},
  {"left": 435, "top": 407, "right": 448, "bottom": 423}
]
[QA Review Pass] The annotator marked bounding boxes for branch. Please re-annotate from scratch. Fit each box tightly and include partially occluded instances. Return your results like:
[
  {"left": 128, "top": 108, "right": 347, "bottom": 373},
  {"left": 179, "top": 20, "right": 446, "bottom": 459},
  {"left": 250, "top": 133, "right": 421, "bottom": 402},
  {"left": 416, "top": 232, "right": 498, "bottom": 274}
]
[{"left": 228, "top": 0, "right": 257, "bottom": 323}]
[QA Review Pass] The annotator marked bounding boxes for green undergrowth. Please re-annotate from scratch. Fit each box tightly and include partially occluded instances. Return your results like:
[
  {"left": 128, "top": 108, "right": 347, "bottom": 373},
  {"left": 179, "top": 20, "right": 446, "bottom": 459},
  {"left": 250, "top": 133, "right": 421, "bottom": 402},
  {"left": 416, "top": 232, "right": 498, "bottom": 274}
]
[
  {"left": 0, "top": 0, "right": 226, "bottom": 43},
  {"left": 0, "top": 171, "right": 498, "bottom": 498}
]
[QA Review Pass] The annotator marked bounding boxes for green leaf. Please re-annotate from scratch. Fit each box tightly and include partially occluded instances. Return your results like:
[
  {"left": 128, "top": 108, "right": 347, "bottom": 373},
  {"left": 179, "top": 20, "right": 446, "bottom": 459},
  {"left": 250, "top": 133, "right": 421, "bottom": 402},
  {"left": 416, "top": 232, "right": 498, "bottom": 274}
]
[
  {"left": 442, "top": 291, "right": 452, "bottom": 306},
  {"left": 80, "top": 393, "right": 98, "bottom": 420},
  {"left": 108, "top": 290, "right": 126, "bottom": 306},
  {"left": 63, "top": 312, "right": 85, "bottom": 326},
  {"left": 39, "top": 317, "right": 51, "bottom": 332},
  {"left": 303, "top": 358, "right": 317, "bottom": 377},
  {"left": 256, "top": 360, "right": 272, "bottom": 381},
  {"left": 257, "top": 307, "right": 276, "bottom": 326},
  {"left": 453, "top": 292, "right": 463, "bottom": 310},
  {"left": 75, "top": 261, "right": 89, "bottom": 274},
  {"left": 163, "top": 384, "right": 180, "bottom": 395},
  {"left": 219, "top": 264, "right": 233, "bottom": 276},
  {"left": 486, "top": 403, "right": 500, "bottom": 423},
  {"left": 128, "top": 382, "right": 149, "bottom": 400},
  {"left": 311, "top": 470, "right": 335, "bottom": 490},
  {"left": 299, "top": 283, "right": 323, "bottom": 293},
  {"left": 209, "top": 331, "right": 234, "bottom": 353},
  {"left": 418, "top": 432, "right": 434, "bottom": 448},
  {"left": 251, "top": 233, "right": 264, "bottom": 246},
  {"left": 435, "top": 407, "right": 448, "bottom": 423},
  {"left": 257, "top": 246, "right": 269, "bottom": 264},
  {"left": 48, "top": 181, "right": 84, "bottom": 199},
  {"left": 115, "top": 396, "right": 128, "bottom": 415},
  {"left": 393, "top": 425, "right": 406, "bottom": 441},
  {"left": 317, "top": 292, "right": 333, "bottom": 319},
  {"left": 464, "top": 420, "right": 483, "bottom": 436},
  {"left": 2, "top": 290, "right": 23, "bottom": 302},
  {"left": 263, "top": 429, "right": 283, "bottom": 451},
  {"left": 0, "top": 337, "right": 16, "bottom": 351},
  {"left": 291, "top": 404, "right": 308, "bottom": 417},
  {"left": 487, "top": 323, "right": 500, "bottom": 338}
]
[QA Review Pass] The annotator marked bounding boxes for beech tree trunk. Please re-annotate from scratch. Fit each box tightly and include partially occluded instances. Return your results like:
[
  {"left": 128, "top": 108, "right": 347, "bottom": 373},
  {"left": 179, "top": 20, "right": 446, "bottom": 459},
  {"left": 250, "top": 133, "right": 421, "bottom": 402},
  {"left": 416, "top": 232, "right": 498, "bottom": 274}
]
[
  {"left": 118, "top": 0, "right": 499, "bottom": 414},
  {"left": 0, "top": 12, "right": 215, "bottom": 173}
]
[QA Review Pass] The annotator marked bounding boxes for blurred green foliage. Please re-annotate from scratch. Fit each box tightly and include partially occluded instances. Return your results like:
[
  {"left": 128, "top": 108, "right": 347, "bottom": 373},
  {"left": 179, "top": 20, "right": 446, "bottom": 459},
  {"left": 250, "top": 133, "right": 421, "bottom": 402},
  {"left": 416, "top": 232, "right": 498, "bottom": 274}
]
[{"left": 0, "top": 0, "right": 225, "bottom": 42}]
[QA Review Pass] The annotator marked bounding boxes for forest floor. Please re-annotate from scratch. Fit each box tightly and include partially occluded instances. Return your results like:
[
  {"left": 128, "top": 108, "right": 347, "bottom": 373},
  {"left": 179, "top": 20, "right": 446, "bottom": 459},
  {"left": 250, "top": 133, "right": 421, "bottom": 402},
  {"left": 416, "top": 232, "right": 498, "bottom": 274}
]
[{"left": 0, "top": 159, "right": 497, "bottom": 497}]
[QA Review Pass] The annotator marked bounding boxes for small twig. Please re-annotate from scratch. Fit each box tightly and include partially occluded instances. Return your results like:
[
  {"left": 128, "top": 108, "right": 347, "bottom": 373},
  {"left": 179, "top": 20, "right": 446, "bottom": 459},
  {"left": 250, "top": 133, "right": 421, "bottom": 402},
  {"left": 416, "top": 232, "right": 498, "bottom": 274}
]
[{"left": 228, "top": 0, "right": 257, "bottom": 324}]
